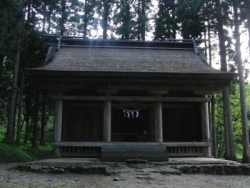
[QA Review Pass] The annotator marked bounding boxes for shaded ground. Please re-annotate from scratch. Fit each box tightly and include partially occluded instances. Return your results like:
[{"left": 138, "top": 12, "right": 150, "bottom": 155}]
[{"left": 0, "top": 158, "right": 250, "bottom": 188}]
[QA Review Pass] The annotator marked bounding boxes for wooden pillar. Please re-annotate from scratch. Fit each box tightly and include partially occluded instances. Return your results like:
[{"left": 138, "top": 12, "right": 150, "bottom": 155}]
[
  {"left": 103, "top": 100, "right": 111, "bottom": 142},
  {"left": 54, "top": 100, "right": 63, "bottom": 156},
  {"left": 201, "top": 100, "right": 211, "bottom": 156},
  {"left": 154, "top": 101, "right": 163, "bottom": 143}
]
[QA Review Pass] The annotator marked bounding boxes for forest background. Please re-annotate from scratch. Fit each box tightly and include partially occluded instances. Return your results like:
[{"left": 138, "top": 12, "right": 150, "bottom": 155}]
[{"left": 0, "top": 0, "right": 250, "bottom": 163}]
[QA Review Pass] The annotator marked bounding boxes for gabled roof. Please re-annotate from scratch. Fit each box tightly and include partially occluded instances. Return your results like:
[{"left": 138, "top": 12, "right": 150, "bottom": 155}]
[
  {"left": 33, "top": 46, "right": 219, "bottom": 74},
  {"left": 26, "top": 38, "right": 237, "bottom": 81}
]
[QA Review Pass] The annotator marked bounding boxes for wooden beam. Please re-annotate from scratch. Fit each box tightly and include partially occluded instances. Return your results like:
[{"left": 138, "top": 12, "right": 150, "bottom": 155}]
[
  {"left": 154, "top": 102, "right": 163, "bottom": 142},
  {"left": 193, "top": 91, "right": 215, "bottom": 95},
  {"left": 148, "top": 90, "right": 169, "bottom": 95},
  {"left": 52, "top": 141, "right": 211, "bottom": 147},
  {"left": 54, "top": 100, "right": 63, "bottom": 142},
  {"left": 103, "top": 101, "right": 111, "bottom": 142},
  {"left": 54, "top": 100, "right": 63, "bottom": 157},
  {"left": 53, "top": 96, "right": 210, "bottom": 102},
  {"left": 97, "top": 89, "right": 119, "bottom": 94},
  {"left": 38, "top": 77, "right": 225, "bottom": 93},
  {"left": 201, "top": 101, "right": 211, "bottom": 156}
]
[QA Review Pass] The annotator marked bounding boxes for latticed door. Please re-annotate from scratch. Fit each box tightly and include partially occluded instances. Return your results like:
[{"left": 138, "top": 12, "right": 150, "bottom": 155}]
[{"left": 62, "top": 103, "right": 103, "bottom": 141}]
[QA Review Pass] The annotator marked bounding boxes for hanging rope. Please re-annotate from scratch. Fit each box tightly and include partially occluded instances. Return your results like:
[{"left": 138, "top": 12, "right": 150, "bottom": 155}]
[{"left": 112, "top": 105, "right": 150, "bottom": 119}]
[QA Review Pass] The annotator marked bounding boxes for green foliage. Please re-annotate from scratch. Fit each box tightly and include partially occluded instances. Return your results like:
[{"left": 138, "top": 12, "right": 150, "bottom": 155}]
[
  {"left": 0, "top": 142, "right": 53, "bottom": 164},
  {"left": 0, "top": 143, "right": 32, "bottom": 163},
  {"left": 0, "top": 128, "right": 5, "bottom": 141},
  {"left": 0, "top": 58, "right": 14, "bottom": 125},
  {"left": 96, "top": 0, "right": 115, "bottom": 39},
  {"left": 113, "top": 0, "right": 134, "bottom": 39},
  {"left": 175, "top": 0, "right": 205, "bottom": 39},
  {"left": 0, "top": 0, "right": 24, "bottom": 56},
  {"left": 154, "top": 0, "right": 178, "bottom": 40},
  {"left": 214, "top": 82, "right": 250, "bottom": 159},
  {"left": 0, "top": 126, "right": 53, "bottom": 164}
]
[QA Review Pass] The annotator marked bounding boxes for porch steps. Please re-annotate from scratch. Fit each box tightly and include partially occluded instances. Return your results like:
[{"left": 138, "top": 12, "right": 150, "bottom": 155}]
[{"left": 101, "top": 145, "right": 168, "bottom": 162}]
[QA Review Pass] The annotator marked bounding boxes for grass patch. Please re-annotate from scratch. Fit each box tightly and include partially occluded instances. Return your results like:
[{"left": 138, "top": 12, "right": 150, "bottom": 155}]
[
  {"left": 0, "top": 142, "right": 53, "bottom": 164},
  {"left": 0, "top": 126, "right": 54, "bottom": 164},
  {"left": 0, "top": 143, "right": 32, "bottom": 163}
]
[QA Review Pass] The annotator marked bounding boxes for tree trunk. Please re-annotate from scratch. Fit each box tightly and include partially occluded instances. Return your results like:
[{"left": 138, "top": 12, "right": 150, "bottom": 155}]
[
  {"left": 40, "top": 93, "right": 47, "bottom": 146},
  {"left": 215, "top": 0, "right": 237, "bottom": 161},
  {"left": 42, "top": 0, "right": 47, "bottom": 33},
  {"left": 0, "top": 55, "right": 4, "bottom": 85},
  {"left": 32, "top": 89, "right": 40, "bottom": 148},
  {"left": 222, "top": 87, "right": 237, "bottom": 161},
  {"left": 24, "top": 97, "right": 31, "bottom": 144},
  {"left": 5, "top": 51, "right": 20, "bottom": 145},
  {"left": 248, "top": 17, "right": 250, "bottom": 54},
  {"left": 233, "top": 0, "right": 250, "bottom": 163},
  {"left": 141, "top": 0, "right": 145, "bottom": 41},
  {"left": 15, "top": 71, "right": 25, "bottom": 147},
  {"left": 48, "top": 2, "right": 53, "bottom": 33},
  {"left": 24, "top": 118, "right": 29, "bottom": 144},
  {"left": 172, "top": 0, "right": 176, "bottom": 39},
  {"left": 207, "top": 22, "right": 212, "bottom": 66},
  {"left": 137, "top": 0, "right": 141, "bottom": 40},
  {"left": 60, "top": 0, "right": 66, "bottom": 36},
  {"left": 102, "top": 2, "right": 108, "bottom": 39},
  {"left": 246, "top": 0, "right": 250, "bottom": 53},
  {"left": 125, "top": 0, "right": 130, "bottom": 40}
]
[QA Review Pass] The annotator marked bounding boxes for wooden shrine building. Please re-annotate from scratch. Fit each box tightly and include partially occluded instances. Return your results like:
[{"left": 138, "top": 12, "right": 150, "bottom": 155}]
[{"left": 26, "top": 38, "right": 237, "bottom": 161}]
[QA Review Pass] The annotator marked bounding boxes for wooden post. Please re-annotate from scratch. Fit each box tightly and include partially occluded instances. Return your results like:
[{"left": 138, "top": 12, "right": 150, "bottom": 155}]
[
  {"left": 54, "top": 100, "right": 63, "bottom": 156},
  {"left": 103, "top": 100, "right": 111, "bottom": 142},
  {"left": 154, "top": 101, "right": 163, "bottom": 143},
  {"left": 201, "top": 100, "right": 211, "bottom": 156}
]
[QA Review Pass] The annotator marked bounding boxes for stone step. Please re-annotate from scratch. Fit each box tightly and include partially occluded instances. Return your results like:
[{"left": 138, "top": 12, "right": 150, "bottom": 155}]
[{"left": 101, "top": 145, "right": 168, "bottom": 162}]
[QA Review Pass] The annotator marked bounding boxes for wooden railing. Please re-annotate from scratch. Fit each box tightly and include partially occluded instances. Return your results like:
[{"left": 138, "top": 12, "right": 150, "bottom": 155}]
[
  {"left": 55, "top": 142, "right": 210, "bottom": 158},
  {"left": 61, "top": 146, "right": 101, "bottom": 157}
]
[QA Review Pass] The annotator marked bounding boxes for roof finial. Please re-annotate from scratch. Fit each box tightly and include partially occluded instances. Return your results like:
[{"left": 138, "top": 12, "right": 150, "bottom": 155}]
[
  {"left": 192, "top": 39, "right": 199, "bottom": 55},
  {"left": 57, "top": 35, "right": 62, "bottom": 51}
]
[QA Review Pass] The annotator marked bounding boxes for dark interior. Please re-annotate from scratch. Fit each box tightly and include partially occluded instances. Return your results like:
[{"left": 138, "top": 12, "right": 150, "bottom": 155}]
[
  {"left": 111, "top": 108, "right": 151, "bottom": 142},
  {"left": 162, "top": 103, "right": 202, "bottom": 142},
  {"left": 62, "top": 102, "right": 103, "bottom": 141}
]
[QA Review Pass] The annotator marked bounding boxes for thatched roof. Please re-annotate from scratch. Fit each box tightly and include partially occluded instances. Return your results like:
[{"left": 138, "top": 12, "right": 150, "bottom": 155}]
[
  {"left": 26, "top": 39, "right": 237, "bottom": 81},
  {"left": 33, "top": 47, "right": 218, "bottom": 74}
]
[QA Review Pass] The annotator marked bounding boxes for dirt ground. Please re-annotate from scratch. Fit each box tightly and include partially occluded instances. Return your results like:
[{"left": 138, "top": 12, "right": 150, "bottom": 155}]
[{"left": 0, "top": 163, "right": 250, "bottom": 188}]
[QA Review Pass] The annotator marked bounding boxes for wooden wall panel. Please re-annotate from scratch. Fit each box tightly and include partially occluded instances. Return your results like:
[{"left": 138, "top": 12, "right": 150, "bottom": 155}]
[
  {"left": 62, "top": 103, "right": 103, "bottom": 141},
  {"left": 162, "top": 103, "right": 202, "bottom": 142}
]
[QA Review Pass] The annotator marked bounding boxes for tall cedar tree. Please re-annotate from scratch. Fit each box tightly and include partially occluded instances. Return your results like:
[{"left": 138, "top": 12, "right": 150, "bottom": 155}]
[
  {"left": 3, "top": 0, "right": 24, "bottom": 144},
  {"left": 154, "top": 0, "right": 177, "bottom": 40},
  {"left": 242, "top": 0, "right": 250, "bottom": 52},
  {"left": 203, "top": 0, "right": 218, "bottom": 157},
  {"left": 175, "top": 0, "right": 205, "bottom": 39},
  {"left": 232, "top": 0, "right": 250, "bottom": 163},
  {"left": 132, "top": 0, "right": 151, "bottom": 40},
  {"left": 0, "top": 0, "right": 23, "bottom": 84},
  {"left": 97, "top": 0, "right": 115, "bottom": 39},
  {"left": 214, "top": 0, "right": 237, "bottom": 161},
  {"left": 114, "top": 0, "right": 134, "bottom": 39},
  {"left": 46, "top": 0, "right": 57, "bottom": 34},
  {"left": 82, "top": 0, "right": 97, "bottom": 37}
]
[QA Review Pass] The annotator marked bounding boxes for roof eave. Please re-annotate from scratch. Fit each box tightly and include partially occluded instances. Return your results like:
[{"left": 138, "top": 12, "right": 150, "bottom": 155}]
[{"left": 25, "top": 69, "right": 238, "bottom": 80}]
